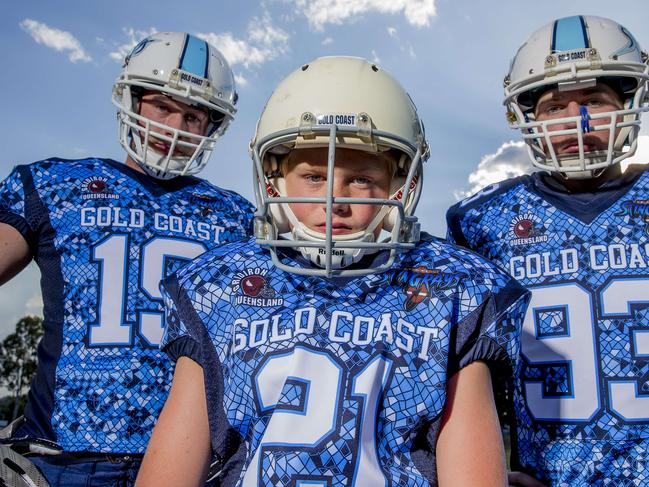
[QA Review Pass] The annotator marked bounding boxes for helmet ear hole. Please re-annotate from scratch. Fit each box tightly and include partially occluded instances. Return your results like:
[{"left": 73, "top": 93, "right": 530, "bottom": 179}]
[
  {"left": 265, "top": 159, "right": 292, "bottom": 235},
  {"left": 382, "top": 207, "right": 398, "bottom": 232},
  {"left": 129, "top": 87, "right": 144, "bottom": 113}
]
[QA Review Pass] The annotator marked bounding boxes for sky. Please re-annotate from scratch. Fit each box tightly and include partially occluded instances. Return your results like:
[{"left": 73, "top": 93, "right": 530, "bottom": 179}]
[{"left": 1, "top": 0, "right": 649, "bottom": 338}]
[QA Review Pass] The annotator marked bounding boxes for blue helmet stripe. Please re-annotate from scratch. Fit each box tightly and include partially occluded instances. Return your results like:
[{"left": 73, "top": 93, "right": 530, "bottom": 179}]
[
  {"left": 552, "top": 16, "right": 589, "bottom": 53},
  {"left": 179, "top": 34, "right": 209, "bottom": 78}
]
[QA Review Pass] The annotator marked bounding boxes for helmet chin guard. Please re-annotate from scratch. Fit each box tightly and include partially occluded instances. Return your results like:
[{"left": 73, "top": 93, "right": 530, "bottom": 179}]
[{"left": 504, "top": 15, "right": 649, "bottom": 178}]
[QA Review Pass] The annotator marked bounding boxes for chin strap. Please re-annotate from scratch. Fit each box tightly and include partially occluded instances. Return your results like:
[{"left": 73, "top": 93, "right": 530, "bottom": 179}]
[
  {"left": 285, "top": 202, "right": 392, "bottom": 269},
  {"left": 292, "top": 222, "right": 376, "bottom": 268},
  {"left": 135, "top": 146, "right": 191, "bottom": 180}
]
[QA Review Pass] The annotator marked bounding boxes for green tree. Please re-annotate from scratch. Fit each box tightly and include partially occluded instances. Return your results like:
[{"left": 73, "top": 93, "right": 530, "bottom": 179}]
[{"left": 0, "top": 316, "right": 43, "bottom": 420}]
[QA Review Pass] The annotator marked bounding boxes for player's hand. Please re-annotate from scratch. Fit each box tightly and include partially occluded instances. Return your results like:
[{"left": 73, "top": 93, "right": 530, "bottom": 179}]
[{"left": 508, "top": 471, "right": 547, "bottom": 487}]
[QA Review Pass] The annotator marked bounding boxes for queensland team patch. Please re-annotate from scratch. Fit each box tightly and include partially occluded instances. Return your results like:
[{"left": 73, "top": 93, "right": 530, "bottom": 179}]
[
  {"left": 230, "top": 268, "right": 284, "bottom": 307},
  {"left": 617, "top": 199, "right": 649, "bottom": 234},
  {"left": 81, "top": 177, "right": 118, "bottom": 200},
  {"left": 509, "top": 213, "right": 548, "bottom": 246}
]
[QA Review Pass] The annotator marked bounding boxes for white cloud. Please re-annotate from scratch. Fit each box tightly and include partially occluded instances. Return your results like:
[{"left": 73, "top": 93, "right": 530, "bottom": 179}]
[
  {"left": 407, "top": 44, "right": 416, "bottom": 59},
  {"left": 291, "top": 0, "right": 437, "bottom": 31},
  {"left": 198, "top": 14, "right": 290, "bottom": 70},
  {"left": 321, "top": 37, "right": 334, "bottom": 46},
  {"left": 371, "top": 49, "right": 381, "bottom": 64},
  {"left": 20, "top": 19, "right": 91, "bottom": 63},
  {"left": 234, "top": 73, "right": 249, "bottom": 87},
  {"left": 109, "top": 18, "right": 288, "bottom": 87},
  {"left": 25, "top": 293, "right": 43, "bottom": 317},
  {"left": 109, "top": 27, "right": 158, "bottom": 62},
  {"left": 455, "top": 141, "right": 533, "bottom": 200},
  {"left": 384, "top": 25, "right": 416, "bottom": 59},
  {"left": 248, "top": 14, "right": 290, "bottom": 48}
]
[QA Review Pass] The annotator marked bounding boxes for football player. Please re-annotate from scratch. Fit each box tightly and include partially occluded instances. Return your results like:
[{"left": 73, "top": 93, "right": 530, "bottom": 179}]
[
  {"left": 0, "top": 32, "right": 254, "bottom": 486},
  {"left": 135, "top": 56, "right": 529, "bottom": 487},
  {"left": 446, "top": 15, "right": 649, "bottom": 486}
]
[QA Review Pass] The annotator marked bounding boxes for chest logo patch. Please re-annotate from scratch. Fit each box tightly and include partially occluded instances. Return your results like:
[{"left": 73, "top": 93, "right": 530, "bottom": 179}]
[
  {"left": 509, "top": 213, "right": 548, "bottom": 246},
  {"left": 617, "top": 199, "right": 649, "bottom": 234},
  {"left": 382, "top": 266, "right": 464, "bottom": 311},
  {"left": 81, "top": 176, "right": 119, "bottom": 200},
  {"left": 231, "top": 268, "right": 284, "bottom": 307}
]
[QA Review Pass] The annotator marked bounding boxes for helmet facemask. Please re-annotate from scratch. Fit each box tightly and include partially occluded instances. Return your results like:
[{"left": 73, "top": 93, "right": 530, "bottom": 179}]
[
  {"left": 252, "top": 120, "right": 425, "bottom": 278},
  {"left": 506, "top": 78, "right": 648, "bottom": 179},
  {"left": 115, "top": 84, "right": 228, "bottom": 180}
]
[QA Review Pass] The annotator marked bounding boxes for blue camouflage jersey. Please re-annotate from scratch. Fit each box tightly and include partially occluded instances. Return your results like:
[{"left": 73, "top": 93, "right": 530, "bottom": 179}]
[
  {"left": 0, "top": 157, "right": 253, "bottom": 454},
  {"left": 446, "top": 165, "right": 649, "bottom": 486},
  {"left": 160, "top": 233, "right": 528, "bottom": 486}
]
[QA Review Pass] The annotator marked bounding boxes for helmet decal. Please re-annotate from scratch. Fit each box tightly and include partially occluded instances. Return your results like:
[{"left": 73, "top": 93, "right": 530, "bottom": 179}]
[
  {"left": 124, "top": 38, "right": 158, "bottom": 66},
  {"left": 179, "top": 35, "right": 209, "bottom": 78},
  {"left": 612, "top": 26, "right": 640, "bottom": 59},
  {"left": 551, "top": 16, "right": 589, "bottom": 53}
]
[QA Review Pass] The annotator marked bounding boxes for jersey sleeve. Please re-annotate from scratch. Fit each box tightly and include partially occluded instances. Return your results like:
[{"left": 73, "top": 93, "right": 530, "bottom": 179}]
[
  {"left": 159, "top": 274, "right": 208, "bottom": 366},
  {"left": 0, "top": 166, "right": 36, "bottom": 245},
  {"left": 238, "top": 196, "right": 256, "bottom": 236},
  {"left": 445, "top": 203, "right": 468, "bottom": 247},
  {"left": 448, "top": 277, "right": 529, "bottom": 377}
]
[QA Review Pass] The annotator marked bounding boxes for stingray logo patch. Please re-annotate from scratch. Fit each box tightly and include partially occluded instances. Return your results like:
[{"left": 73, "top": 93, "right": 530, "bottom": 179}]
[
  {"left": 189, "top": 192, "right": 219, "bottom": 216},
  {"left": 81, "top": 177, "right": 119, "bottom": 200},
  {"left": 388, "top": 266, "right": 465, "bottom": 311},
  {"left": 231, "top": 268, "right": 284, "bottom": 307},
  {"left": 508, "top": 213, "right": 548, "bottom": 246},
  {"left": 617, "top": 199, "right": 649, "bottom": 234}
]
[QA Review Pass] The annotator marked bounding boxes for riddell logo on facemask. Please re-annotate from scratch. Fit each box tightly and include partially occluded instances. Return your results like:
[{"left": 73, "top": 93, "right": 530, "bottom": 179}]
[{"left": 318, "top": 248, "right": 346, "bottom": 256}]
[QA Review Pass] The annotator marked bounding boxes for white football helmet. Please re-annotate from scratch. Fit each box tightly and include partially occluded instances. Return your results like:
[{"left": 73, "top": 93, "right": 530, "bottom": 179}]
[
  {"left": 112, "top": 32, "right": 237, "bottom": 179},
  {"left": 250, "top": 56, "right": 429, "bottom": 277},
  {"left": 504, "top": 15, "right": 649, "bottom": 178}
]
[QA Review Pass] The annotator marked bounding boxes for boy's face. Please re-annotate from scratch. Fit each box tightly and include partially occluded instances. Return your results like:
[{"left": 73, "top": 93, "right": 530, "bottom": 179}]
[
  {"left": 533, "top": 83, "right": 624, "bottom": 159},
  {"left": 137, "top": 91, "right": 211, "bottom": 157},
  {"left": 284, "top": 147, "right": 393, "bottom": 237}
]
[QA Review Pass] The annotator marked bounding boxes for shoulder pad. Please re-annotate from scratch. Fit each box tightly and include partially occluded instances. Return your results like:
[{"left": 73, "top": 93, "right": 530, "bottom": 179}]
[{"left": 453, "top": 175, "right": 530, "bottom": 212}]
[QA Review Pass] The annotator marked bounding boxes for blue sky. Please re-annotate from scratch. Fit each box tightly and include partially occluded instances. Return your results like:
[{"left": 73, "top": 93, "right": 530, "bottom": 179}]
[{"left": 1, "top": 0, "right": 648, "bottom": 337}]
